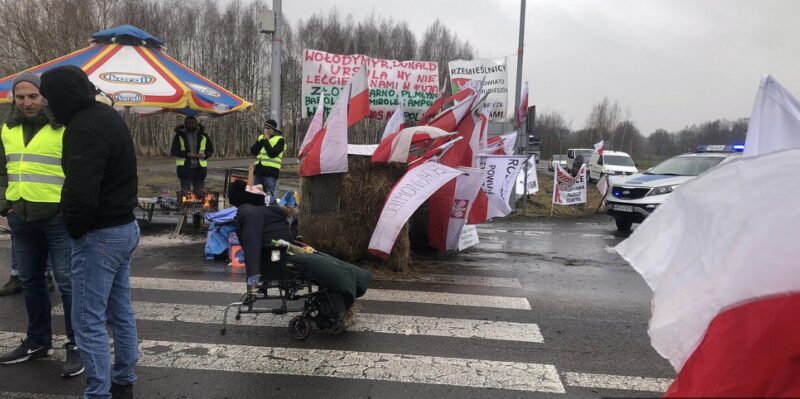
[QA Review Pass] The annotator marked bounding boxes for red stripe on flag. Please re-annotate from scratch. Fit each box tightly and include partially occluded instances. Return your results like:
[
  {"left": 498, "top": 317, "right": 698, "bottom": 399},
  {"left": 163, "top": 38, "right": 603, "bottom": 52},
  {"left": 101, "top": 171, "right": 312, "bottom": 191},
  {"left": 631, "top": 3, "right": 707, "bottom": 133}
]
[
  {"left": 299, "top": 128, "right": 325, "bottom": 176},
  {"left": 666, "top": 292, "right": 800, "bottom": 397},
  {"left": 348, "top": 89, "right": 369, "bottom": 127}
]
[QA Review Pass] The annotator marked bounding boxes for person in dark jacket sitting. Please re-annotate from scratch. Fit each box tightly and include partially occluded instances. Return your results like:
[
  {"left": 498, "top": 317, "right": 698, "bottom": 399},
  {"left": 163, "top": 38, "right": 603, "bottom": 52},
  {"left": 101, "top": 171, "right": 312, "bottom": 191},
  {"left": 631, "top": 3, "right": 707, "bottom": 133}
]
[
  {"left": 170, "top": 116, "right": 213, "bottom": 192},
  {"left": 40, "top": 65, "right": 139, "bottom": 399},
  {"left": 227, "top": 180, "right": 371, "bottom": 331}
]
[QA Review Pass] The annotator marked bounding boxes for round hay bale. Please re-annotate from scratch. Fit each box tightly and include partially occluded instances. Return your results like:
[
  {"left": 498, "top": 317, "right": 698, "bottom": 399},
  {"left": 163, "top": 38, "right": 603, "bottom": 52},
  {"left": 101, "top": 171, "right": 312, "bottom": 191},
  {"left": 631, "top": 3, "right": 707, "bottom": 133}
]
[{"left": 299, "top": 156, "right": 410, "bottom": 270}]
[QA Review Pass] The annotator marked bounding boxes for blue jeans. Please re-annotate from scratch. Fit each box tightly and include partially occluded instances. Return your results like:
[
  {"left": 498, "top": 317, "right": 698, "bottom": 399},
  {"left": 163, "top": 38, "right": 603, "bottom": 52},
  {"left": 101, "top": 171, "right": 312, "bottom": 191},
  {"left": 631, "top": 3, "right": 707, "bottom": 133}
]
[
  {"left": 8, "top": 212, "right": 74, "bottom": 346},
  {"left": 10, "top": 236, "right": 54, "bottom": 276},
  {"left": 253, "top": 174, "right": 278, "bottom": 204},
  {"left": 71, "top": 222, "right": 140, "bottom": 399}
]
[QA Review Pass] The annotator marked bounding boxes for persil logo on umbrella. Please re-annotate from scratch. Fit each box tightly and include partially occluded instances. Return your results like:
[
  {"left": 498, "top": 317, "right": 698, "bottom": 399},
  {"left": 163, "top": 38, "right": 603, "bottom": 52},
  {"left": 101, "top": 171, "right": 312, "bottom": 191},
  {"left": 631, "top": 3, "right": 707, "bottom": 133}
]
[
  {"left": 99, "top": 72, "right": 156, "bottom": 85},
  {"left": 112, "top": 91, "right": 144, "bottom": 103},
  {"left": 187, "top": 82, "right": 221, "bottom": 98}
]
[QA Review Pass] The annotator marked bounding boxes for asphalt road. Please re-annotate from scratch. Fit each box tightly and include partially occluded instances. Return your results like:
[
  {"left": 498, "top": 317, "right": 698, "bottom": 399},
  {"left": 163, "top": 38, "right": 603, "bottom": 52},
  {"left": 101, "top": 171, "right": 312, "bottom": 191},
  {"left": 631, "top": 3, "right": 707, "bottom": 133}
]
[{"left": 0, "top": 215, "right": 674, "bottom": 398}]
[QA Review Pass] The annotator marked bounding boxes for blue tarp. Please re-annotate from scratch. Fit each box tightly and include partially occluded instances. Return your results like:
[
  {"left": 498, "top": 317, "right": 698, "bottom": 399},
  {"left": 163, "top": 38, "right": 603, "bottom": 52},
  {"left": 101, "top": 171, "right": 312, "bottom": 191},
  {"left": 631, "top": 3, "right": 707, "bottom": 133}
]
[{"left": 205, "top": 207, "right": 238, "bottom": 260}]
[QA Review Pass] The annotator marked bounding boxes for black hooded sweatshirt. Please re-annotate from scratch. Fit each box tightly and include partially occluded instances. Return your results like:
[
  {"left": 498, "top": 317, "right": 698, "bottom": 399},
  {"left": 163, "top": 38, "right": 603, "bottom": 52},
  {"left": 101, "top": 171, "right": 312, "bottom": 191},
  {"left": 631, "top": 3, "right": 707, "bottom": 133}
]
[{"left": 40, "top": 65, "right": 138, "bottom": 239}]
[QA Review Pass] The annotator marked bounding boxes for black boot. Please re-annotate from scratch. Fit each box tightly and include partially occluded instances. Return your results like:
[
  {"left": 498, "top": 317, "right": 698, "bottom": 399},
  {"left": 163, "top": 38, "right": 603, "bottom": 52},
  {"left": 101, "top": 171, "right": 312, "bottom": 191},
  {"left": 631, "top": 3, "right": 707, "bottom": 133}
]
[{"left": 111, "top": 382, "right": 133, "bottom": 399}]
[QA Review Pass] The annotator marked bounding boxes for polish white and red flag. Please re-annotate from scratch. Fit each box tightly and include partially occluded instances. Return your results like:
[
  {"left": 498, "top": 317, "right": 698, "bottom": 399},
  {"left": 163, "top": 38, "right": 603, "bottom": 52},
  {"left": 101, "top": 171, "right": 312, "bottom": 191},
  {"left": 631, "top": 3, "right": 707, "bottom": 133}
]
[
  {"left": 299, "top": 84, "right": 351, "bottom": 177},
  {"left": 615, "top": 75, "right": 800, "bottom": 397},
  {"left": 593, "top": 139, "right": 605, "bottom": 156},
  {"left": 516, "top": 81, "right": 528, "bottom": 128},
  {"left": 298, "top": 94, "right": 325, "bottom": 159},
  {"left": 381, "top": 106, "right": 406, "bottom": 141},
  {"left": 482, "top": 132, "right": 517, "bottom": 155},
  {"left": 467, "top": 155, "right": 527, "bottom": 225},
  {"left": 368, "top": 161, "right": 462, "bottom": 259},
  {"left": 443, "top": 167, "right": 486, "bottom": 251},
  {"left": 371, "top": 126, "right": 455, "bottom": 164},
  {"left": 347, "top": 64, "right": 370, "bottom": 127},
  {"left": 427, "top": 100, "right": 484, "bottom": 252},
  {"left": 418, "top": 78, "right": 449, "bottom": 126}
]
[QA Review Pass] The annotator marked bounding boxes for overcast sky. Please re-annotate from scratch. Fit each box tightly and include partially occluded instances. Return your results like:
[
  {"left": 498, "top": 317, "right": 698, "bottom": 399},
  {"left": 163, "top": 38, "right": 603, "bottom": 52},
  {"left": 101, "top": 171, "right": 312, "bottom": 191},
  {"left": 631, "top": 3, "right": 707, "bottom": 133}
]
[{"left": 281, "top": 0, "right": 800, "bottom": 135}]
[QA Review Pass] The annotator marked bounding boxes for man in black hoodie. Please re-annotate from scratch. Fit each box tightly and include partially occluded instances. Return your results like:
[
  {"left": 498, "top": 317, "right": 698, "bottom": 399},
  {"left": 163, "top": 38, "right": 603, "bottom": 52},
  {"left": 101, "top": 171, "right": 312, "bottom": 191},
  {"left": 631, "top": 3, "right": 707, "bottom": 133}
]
[
  {"left": 40, "top": 65, "right": 139, "bottom": 399},
  {"left": 170, "top": 116, "right": 213, "bottom": 192}
]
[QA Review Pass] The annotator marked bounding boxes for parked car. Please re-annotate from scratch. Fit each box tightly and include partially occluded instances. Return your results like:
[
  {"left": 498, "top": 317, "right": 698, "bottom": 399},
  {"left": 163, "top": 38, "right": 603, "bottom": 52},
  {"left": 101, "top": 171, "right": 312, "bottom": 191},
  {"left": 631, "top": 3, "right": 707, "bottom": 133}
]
[
  {"left": 605, "top": 145, "right": 743, "bottom": 231},
  {"left": 587, "top": 150, "right": 638, "bottom": 182},
  {"left": 565, "top": 148, "right": 594, "bottom": 171},
  {"left": 549, "top": 155, "right": 567, "bottom": 171}
]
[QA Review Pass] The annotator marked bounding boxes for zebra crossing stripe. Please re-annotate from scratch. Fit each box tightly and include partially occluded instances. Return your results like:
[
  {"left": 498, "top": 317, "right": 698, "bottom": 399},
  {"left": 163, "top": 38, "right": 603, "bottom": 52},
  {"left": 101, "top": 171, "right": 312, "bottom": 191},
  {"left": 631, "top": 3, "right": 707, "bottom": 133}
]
[
  {"left": 563, "top": 372, "right": 672, "bottom": 392},
  {"left": 154, "top": 262, "right": 521, "bottom": 288},
  {"left": 129, "top": 277, "right": 532, "bottom": 310},
  {"left": 0, "top": 331, "right": 564, "bottom": 394},
  {"left": 53, "top": 302, "right": 544, "bottom": 343}
]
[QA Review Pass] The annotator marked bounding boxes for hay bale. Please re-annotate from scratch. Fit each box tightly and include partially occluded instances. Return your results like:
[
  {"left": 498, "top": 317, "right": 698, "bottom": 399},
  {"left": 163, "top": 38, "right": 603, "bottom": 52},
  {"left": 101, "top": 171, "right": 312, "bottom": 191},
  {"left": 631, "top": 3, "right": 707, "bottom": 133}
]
[{"left": 299, "top": 156, "right": 410, "bottom": 270}]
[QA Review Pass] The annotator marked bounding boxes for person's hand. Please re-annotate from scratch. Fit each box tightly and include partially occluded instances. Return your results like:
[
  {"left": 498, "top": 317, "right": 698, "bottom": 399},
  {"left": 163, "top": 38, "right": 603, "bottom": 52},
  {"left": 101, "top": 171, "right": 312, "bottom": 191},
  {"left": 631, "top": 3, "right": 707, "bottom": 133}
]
[{"left": 265, "top": 128, "right": 273, "bottom": 139}]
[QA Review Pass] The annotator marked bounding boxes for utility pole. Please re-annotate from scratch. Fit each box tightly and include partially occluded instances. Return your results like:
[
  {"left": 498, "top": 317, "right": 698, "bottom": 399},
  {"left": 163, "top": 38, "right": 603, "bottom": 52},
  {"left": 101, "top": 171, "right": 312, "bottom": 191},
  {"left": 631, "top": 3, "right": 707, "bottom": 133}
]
[
  {"left": 515, "top": 0, "right": 527, "bottom": 209},
  {"left": 270, "top": 0, "right": 282, "bottom": 129}
]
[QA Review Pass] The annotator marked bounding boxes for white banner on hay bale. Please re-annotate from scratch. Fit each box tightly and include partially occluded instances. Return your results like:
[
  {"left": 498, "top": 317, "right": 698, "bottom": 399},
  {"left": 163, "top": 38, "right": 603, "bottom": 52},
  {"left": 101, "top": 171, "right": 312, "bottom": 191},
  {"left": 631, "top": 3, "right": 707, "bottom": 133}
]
[{"left": 369, "top": 162, "right": 462, "bottom": 259}]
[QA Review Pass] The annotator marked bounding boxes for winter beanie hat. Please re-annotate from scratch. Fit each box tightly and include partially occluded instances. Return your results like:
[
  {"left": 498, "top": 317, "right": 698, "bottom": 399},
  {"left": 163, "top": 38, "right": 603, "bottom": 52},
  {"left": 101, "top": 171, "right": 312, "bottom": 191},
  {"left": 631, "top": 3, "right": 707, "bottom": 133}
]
[{"left": 12, "top": 71, "right": 41, "bottom": 96}]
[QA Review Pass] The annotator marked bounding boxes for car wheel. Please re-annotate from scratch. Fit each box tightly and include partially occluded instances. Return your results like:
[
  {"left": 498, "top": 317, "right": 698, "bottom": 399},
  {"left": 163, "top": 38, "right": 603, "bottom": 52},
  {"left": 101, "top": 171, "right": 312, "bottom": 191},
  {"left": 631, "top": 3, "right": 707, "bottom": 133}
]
[{"left": 615, "top": 217, "right": 633, "bottom": 232}]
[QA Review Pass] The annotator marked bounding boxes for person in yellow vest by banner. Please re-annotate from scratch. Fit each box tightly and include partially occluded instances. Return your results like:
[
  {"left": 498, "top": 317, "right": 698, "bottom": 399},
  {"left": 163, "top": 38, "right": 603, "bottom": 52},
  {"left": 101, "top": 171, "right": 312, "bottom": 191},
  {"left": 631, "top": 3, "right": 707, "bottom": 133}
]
[
  {"left": 0, "top": 72, "right": 84, "bottom": 378},
  {"left": 170, "top": 116, "right": 213, "bottom": 192},
  {"left": 250, "top": 119, "right": 285, "bottom": 204}
]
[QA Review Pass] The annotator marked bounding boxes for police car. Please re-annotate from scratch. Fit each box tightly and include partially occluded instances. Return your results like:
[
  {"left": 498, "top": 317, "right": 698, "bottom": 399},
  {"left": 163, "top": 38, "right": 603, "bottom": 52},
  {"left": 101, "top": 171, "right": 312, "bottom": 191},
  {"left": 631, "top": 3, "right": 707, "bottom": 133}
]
[{"left": 605, "top": 144, "right": 743, "bottom": 231}]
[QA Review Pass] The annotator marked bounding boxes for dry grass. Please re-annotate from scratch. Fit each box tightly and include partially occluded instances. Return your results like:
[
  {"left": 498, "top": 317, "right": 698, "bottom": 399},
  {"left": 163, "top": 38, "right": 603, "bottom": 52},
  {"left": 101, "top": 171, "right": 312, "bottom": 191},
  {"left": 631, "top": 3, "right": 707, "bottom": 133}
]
[{"left": 512, "top": 172, "right": 606, "bottom": 218}]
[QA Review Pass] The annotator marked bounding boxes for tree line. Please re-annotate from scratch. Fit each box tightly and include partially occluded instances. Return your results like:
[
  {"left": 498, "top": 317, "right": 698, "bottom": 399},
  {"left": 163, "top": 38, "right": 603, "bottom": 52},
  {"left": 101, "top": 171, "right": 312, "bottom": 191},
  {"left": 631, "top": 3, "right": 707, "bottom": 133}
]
[
  {"left": 535, "top": 97, "right": 748, "bottom": 161},
  {"left": 0, "top": 0, "right": 473, "bottom": 157}
]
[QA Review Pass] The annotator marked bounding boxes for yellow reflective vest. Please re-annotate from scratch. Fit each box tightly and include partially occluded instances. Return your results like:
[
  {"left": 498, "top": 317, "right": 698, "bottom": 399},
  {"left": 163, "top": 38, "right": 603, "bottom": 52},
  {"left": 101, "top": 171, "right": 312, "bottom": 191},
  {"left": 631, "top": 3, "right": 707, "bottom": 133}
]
[
  {"left": 175, "top": 135, "right": 208, "bottom": 167},
  {"left": 255, "top": 135, "right": 284, "bottom": 170},
  {"left": 1, "top": 123, "right": 65, "bottom": 203}
]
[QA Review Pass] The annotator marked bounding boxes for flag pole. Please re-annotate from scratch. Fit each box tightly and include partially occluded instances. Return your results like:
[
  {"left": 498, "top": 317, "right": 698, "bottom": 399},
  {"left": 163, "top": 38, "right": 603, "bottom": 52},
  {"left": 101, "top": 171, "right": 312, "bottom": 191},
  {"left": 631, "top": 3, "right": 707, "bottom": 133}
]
[{"left": 514, "top": 0, "right": 527, "bottom": 209}]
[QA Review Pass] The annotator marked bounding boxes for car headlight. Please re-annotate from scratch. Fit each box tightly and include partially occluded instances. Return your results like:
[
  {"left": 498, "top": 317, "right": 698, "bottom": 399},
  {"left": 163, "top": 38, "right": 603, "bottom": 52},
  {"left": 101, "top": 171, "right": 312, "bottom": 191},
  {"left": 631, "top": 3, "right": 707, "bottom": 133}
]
[{"left": 647, "top": 185, "right": 676, "bottom": 196}]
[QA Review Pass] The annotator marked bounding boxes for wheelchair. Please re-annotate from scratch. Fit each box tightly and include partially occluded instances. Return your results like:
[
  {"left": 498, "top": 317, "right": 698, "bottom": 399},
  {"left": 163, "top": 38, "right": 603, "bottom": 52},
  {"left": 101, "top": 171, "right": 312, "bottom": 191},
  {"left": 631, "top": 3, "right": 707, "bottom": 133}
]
[{"left": 219, "top": 241, "right": 336, "bottom": 340}]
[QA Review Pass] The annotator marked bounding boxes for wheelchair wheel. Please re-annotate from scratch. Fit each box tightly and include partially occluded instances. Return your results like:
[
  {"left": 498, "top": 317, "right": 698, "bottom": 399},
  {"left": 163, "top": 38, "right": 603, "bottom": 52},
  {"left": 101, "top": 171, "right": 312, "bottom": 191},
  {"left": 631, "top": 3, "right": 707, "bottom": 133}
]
[{"left": 289, "top": 316, "right": 312, "bottom": 340}]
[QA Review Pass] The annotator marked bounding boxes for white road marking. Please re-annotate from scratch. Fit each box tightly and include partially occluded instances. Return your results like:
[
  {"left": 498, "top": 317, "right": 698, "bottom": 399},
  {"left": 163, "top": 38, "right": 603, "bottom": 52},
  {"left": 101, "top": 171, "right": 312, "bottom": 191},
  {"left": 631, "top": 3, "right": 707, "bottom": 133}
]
[
  {"left": 564, "top": 372, "right": 672, "bottom": 392},
  {"left": 129, "top": 277, "right": 532, "bottom": 310},
  {"left": 155, "top": 262, "right": 521, "bottom": 288},
  {"left": 0, "top": 332, "right": 563, "bottom": 393},
  {"left": 54, "top": 302, "right": 543, "bottom": 343}
]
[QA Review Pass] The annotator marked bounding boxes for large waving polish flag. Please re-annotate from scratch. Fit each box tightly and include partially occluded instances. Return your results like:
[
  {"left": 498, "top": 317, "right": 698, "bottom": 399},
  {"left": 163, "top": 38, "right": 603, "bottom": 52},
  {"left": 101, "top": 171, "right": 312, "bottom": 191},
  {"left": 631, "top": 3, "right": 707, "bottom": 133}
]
[
  {"left": 298, "top": 94, "right": 325, "bottom": 159},
  {"left": 615, "top": 75, "right": 800, "bottom": 397},
  {"left": 427, "top": 101, "right": 483, "bottom": 252},
  {"left": 299, "top": 84, "right": 351, "bottom": 177},
  {"left": 347, "top": 65, "right": 370, "bottom": 127}
]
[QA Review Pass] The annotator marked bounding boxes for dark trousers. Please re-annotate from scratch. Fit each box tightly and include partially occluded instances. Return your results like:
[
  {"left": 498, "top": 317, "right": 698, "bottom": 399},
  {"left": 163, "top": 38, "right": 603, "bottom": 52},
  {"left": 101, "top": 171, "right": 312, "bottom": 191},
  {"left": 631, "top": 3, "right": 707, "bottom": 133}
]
[
  {"left": 177, "top": 166, "right": 207, "bottom": 192},
  {"left": 8, "top": 212, "right": 74, "bottom": 346}
]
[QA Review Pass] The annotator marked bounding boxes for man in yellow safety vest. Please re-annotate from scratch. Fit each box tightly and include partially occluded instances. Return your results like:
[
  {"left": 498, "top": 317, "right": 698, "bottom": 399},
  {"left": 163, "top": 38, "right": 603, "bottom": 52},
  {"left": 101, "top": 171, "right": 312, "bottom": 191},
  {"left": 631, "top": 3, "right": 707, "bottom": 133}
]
[
  {"left": 250, "top": 119, "right": 285, "bottom": 204},
  {"left": 0, "top": 71, "right": 83, "bottom": 378},
  {"left": 170, "top": 115, "right": 214, "bottom": 192}
]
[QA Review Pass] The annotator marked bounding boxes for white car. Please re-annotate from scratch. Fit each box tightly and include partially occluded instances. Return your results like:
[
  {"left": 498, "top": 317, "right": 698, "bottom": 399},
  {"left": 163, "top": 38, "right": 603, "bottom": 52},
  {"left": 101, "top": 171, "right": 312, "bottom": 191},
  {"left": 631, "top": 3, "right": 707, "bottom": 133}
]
[
  {"left": 549, "top": 155, "right": 567, "bottom": 171},
  {"left": 565, "top": 148, "right": 594, "bottom": 171},
  {"left": 605, "top": 145, "right": 743, "bottom": 231},
  {"left": 588, "top": 150, "right": 638, "bottom": 182}
]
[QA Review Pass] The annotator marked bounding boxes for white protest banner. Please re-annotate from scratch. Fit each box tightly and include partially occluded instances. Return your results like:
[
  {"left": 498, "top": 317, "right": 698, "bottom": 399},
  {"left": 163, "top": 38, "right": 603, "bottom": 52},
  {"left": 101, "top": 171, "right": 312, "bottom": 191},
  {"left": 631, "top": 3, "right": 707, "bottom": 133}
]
[
  {"left": 552, "top": 164, "right": 587, "bottom": 205},
  {"left": 457, "top": 225, "right": 479, "bottom": 251},
  {"left": 449, "top": 59, "right": 509, "bottom": 120},
  {"left": 478, "top": 155, "right": 528, "bottom": 202},
  {"left": 302, "top": 49, "right": 439, "bottom": 123},
  {"left": 368, "top": 162, "right": 462, "bottom": 259},
  {"left": 515, "top": 154, "right": 539, "bottom": 195}
]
